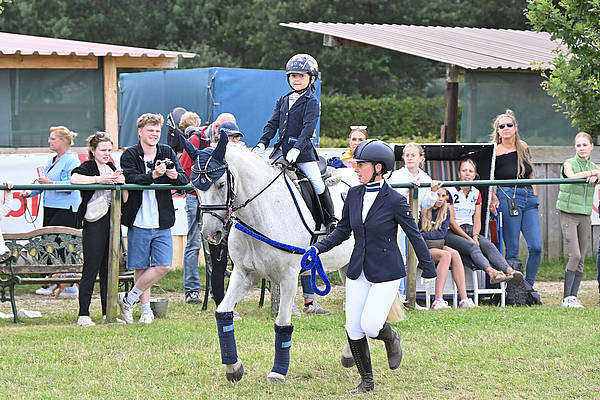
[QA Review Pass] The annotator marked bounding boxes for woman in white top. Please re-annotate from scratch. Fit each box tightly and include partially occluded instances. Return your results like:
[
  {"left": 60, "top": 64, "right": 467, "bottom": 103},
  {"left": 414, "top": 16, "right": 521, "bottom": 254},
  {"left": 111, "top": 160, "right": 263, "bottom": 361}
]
[{"left": 388, "top": 142, "right": 442, "bottom": 210}]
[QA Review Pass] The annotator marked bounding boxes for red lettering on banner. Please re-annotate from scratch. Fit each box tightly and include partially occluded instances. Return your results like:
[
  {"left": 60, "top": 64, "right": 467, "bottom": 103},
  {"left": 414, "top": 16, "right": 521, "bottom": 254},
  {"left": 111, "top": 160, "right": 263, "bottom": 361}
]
[{"left": 7, "top": 194, "right": 39, "bottom": 218}]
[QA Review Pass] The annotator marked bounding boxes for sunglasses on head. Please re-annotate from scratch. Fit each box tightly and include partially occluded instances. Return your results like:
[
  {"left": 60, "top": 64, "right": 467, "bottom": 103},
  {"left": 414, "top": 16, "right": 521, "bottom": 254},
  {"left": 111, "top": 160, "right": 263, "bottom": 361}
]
[
  {"left": 498, "top": 123, "right": 514, "bottom": 129},
  {"left": 95, "top": 131, "right": 110, "bottom": 139},
  {"left": 350, "top": 125, "right": 367, "bottom": 130}
]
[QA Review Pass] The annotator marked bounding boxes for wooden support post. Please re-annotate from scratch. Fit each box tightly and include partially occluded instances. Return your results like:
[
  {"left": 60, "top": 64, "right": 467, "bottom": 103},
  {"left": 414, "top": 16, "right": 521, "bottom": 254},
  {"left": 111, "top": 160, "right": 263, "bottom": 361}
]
[
  {"left": 105, "top": 188, "right": 122, "bottom": 323},
  {"left": 103, "top": 56, "right": 119, "bottom": 149},
  {"left": 405, "top": 187, "right": 419, "bottom": 309},
  {"left": 442, "top": 64, "right": 465, "bottom": 143}
]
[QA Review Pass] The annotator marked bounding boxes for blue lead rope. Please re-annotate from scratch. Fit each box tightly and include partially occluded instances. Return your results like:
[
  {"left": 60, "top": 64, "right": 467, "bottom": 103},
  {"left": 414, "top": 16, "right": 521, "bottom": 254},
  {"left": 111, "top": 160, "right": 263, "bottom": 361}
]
[
  {"left": 234, "top": 222, "right": 331, "bottom": 296},
  {"left": 299, "top": 246, "right": 331, "bottom": 296}
]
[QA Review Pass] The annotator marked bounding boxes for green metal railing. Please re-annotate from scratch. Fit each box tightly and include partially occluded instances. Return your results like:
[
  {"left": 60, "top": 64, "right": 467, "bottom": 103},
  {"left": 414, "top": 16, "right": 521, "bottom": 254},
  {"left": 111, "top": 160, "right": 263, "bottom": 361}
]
[
  {"left": 0, "top": 177, "right": 592, "bottom": 316},
  {"left": 389, "top": 177, "right": 590, "bottom": 309}
]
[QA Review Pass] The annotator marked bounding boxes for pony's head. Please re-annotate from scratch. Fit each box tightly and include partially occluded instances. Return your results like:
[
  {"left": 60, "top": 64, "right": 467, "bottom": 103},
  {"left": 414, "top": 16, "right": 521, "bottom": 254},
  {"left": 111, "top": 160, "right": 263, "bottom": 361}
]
[{"left": 181, "top": 132, "right": 232, "bottom": 244}]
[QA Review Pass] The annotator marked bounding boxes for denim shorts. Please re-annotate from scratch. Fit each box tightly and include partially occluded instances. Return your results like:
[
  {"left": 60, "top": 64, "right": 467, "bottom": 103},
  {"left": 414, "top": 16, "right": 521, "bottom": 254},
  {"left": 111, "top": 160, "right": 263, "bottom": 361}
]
[{"left": 127, "top": 226, "right": 173, "bottom": 270}]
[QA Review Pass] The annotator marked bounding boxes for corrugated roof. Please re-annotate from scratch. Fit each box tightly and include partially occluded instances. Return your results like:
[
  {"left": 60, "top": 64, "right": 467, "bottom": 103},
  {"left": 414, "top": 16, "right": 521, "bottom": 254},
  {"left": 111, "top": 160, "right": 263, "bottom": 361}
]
[
  {"left": 280, "top": 23, "right": 565, "bottom": 70},
  {"left": 0, "top": 32, "right": 196, "bottom": 58}
]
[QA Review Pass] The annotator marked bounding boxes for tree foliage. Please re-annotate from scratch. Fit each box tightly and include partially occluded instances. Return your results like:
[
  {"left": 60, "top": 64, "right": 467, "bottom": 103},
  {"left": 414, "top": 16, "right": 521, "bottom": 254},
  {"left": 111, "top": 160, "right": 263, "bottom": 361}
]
[
  {"left": 527, "top": 0, "right": 600, "bottom": 135},
  {"left": 1, "top": 0, "right": 530, "bottom": 96}
]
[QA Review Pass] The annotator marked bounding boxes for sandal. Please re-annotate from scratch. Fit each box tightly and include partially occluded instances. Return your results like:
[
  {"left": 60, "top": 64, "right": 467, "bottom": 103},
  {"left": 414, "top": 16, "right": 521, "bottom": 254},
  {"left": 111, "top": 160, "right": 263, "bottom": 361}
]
[
  {"left": 490, "top": 271, "right": 509, "bottom": 284},
  {"left": 506, "top": 270, "right": 524, "bottom": 284}
]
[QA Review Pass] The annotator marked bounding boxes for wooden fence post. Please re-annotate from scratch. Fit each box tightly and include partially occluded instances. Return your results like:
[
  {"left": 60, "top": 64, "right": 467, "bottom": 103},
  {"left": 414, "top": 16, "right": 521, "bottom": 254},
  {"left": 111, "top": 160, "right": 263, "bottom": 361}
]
[
  {"left": 405, "top": 187, "right": 419, "bottom": 309},
  {"left": 105, "top": 188, "right": 121, "bottom": 323}
]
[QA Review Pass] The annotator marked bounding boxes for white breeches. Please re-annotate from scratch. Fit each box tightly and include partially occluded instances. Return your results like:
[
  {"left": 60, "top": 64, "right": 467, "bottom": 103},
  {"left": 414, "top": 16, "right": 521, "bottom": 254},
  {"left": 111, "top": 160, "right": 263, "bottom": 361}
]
[
  {"left": 345, "top": 270, "right": 401, "bottom": 340},
  {"left": 297, "top": 161, "right": 325, "bottom": 195}
]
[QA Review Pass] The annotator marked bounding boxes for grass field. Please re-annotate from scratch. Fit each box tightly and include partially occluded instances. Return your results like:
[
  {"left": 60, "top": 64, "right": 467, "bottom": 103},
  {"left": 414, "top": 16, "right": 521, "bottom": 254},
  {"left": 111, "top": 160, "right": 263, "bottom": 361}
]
[{"left": 0, "top": 262, "right": 599, "bottom": 399}]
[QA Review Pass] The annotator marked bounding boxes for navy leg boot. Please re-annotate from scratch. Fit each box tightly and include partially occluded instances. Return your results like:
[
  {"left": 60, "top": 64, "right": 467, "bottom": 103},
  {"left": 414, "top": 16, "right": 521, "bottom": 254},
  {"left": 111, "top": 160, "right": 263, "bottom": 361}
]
[
  {"left": 215, "top": 311, "right": 243, "bottom": 382},
  {"left": 269, "top": 323, "right": 294, "bottom": 381}
]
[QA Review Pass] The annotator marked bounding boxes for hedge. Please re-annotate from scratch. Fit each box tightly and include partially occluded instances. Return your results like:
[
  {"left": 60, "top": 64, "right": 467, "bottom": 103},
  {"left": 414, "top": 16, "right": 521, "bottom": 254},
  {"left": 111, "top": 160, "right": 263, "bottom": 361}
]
[{"left": 319, "top": 94, "right": 453, "bottom": 147}]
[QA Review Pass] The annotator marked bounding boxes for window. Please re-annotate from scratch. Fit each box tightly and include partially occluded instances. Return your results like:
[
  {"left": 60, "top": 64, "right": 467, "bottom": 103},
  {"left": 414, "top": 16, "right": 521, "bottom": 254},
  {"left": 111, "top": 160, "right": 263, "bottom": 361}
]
[{"left": 1, "top": 69, "right": 104, "bottom": 148}]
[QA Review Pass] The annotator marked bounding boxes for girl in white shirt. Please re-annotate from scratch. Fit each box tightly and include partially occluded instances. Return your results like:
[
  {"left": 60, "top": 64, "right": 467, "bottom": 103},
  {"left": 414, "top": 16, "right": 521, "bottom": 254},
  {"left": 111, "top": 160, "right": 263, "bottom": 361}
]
[{"left": 388, "top": 142, "right": 442, "bottom": 210}]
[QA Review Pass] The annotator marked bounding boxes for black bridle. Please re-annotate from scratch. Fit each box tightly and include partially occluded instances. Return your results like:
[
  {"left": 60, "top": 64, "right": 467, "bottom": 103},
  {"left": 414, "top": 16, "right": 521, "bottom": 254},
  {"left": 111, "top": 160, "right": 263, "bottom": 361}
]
[{"left": 194, "top": 157, "right": 287, "bottom": 238}]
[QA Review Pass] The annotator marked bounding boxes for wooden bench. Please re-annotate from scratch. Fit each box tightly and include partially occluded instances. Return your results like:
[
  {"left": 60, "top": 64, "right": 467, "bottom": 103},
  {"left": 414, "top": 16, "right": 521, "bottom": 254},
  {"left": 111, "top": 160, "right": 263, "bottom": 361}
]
[{"left": 0, "top": 226, "right": 133, "bottom": 323}]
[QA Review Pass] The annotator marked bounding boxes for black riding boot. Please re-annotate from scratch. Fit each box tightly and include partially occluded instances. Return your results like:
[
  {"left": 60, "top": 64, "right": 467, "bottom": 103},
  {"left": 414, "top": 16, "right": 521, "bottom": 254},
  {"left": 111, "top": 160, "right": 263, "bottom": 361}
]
[
  {"left": 347, "top": 334, "right": 374, "bottom": 394},
  {"left": 373, "top": 322, "right": 403, "bottom": 369},
  {"left": 318, "top": 187, "right": 337, "bottom": 234}
]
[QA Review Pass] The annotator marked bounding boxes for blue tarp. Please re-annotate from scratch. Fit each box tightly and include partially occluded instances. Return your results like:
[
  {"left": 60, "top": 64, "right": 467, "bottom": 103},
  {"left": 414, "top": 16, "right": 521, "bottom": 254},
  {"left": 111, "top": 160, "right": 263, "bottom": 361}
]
[{"left": 118, "top": 67, "right": 321, "bottom": 148}]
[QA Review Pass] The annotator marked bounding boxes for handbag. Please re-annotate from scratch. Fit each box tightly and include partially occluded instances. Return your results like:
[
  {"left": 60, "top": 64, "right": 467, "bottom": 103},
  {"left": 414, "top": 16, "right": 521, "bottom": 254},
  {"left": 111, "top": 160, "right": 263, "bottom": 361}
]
[
  {"left": 84, "top": 194, "right": 110, "bottom": 222},
  {"left": 425, "top": 239, "right": 445, "bottom": 249}
]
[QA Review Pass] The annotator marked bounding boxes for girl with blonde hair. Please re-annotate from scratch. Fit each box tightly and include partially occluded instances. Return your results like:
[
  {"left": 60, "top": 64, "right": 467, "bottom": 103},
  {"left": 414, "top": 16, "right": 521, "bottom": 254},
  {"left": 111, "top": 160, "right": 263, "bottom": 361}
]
[{"left": 420, "top": 188, "right": 474, "bottom": 309}]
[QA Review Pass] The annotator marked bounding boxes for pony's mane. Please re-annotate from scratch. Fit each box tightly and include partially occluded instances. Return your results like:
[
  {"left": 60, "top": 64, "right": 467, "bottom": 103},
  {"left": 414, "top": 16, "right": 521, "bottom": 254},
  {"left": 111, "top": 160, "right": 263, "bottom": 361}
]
[{"left": 225, "top": 143, "right": 279, "bottom": 179}]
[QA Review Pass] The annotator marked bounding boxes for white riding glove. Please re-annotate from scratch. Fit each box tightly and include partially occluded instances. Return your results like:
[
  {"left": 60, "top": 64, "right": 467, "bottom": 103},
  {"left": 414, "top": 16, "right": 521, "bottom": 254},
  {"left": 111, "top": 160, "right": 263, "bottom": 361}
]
[
  {"left": 286, "top": 148, "right": 300, "bottom": 163},
  {"left": 252, "top": 143, "right": 265, "bottom": 155}
]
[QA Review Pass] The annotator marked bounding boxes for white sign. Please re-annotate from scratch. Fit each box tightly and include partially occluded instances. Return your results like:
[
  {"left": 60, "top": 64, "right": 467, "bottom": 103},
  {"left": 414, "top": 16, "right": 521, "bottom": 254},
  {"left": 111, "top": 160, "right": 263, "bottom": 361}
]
[{"left": 0, "top": 152, "right": 188, "bottom": 235}]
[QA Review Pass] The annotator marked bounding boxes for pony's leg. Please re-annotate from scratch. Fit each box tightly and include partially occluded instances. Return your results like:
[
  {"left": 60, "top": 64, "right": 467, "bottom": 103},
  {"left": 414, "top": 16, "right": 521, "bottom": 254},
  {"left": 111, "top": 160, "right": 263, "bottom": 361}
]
[
  {"left": 214, "top": 268, "right": 259, "bottom": 383},
  {"left": 267, "top": 275, "right": 297, "bottom": 383},
  {"left": 216, "top": 267, "right": 258, "bottom": 313}
]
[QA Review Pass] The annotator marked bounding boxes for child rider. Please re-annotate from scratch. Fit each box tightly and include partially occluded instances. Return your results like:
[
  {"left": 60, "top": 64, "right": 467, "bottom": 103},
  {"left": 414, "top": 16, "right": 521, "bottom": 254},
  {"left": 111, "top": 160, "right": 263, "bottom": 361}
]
[{"left": 253, "top": 53, "right": 337, "bottom": 233}]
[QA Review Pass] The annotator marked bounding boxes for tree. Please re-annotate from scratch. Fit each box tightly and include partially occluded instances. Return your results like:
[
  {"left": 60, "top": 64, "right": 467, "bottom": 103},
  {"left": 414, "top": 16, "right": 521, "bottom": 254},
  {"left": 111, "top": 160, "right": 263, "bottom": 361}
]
[
  {"left": 0, "top": 0, "right": 531, "bottom": 96},
  {"left": 527, "top": 0, "right": 600, "bottom": 135}
]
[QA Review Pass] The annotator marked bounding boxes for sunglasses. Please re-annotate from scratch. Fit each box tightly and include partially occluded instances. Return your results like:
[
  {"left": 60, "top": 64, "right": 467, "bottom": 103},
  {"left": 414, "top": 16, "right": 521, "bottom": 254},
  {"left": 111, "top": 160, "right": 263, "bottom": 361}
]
[
  {"left": 498, "top": 123, "right": 514, "bottom": 129},
  {"left": 350, "top": 125, "right": 367, "bottom": 130}
]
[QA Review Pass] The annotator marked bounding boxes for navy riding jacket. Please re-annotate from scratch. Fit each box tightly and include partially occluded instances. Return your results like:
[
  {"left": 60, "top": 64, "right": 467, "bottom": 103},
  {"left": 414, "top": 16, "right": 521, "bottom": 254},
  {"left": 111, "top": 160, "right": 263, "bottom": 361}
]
[
  {"left": 259, "top": 89, "right": 319, "bottom": 163},
  {"left": 314, "top": 182, "right": 437, "bottom": 282}
]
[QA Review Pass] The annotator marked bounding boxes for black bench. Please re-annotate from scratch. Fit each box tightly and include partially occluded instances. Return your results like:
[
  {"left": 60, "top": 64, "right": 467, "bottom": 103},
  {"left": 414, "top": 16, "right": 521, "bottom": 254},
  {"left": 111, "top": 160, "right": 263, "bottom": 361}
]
[{"left": 0, "top": 226, "right": 133, "bottom": 323}]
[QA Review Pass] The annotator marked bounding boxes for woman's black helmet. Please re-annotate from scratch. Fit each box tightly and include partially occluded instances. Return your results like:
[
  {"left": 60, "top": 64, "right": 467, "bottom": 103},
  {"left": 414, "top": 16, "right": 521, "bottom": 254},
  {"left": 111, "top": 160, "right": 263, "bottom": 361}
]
[{"left": 353, "top": 139, "right": 395, "bottom": 172}]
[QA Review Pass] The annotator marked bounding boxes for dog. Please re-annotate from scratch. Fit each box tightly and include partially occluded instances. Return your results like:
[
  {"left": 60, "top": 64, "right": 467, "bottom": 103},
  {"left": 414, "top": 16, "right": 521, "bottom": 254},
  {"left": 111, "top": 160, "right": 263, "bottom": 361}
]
[{"left": 49, "top": 273, "right": 80, "bottom": 299}]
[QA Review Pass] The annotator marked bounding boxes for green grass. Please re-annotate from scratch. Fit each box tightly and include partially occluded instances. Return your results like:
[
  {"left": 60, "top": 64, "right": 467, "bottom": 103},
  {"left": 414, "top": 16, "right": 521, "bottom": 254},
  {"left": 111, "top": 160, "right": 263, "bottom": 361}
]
[
  {"left": 0, "top": 287, "right": 599, "bottom": 399},
  {"left": 0, "top": 262, "right": 599, "bottom": 399},
  {"left": 536, "top": 257, "right": 598, "bottom": 282}
]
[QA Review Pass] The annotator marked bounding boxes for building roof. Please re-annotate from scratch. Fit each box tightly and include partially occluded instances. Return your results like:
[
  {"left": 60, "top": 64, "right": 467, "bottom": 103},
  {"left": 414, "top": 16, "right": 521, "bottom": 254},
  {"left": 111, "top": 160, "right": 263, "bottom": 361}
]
[
  {"left": 280, "top": 23, "right": 565, "bottom": 71},
  {"left": 0, "top": 32, "right": 196, "bottom": 58}
]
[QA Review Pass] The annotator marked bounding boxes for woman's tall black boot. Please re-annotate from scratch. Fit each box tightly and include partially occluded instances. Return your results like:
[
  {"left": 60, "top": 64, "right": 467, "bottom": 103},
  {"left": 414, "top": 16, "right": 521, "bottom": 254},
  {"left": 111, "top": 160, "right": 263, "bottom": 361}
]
[
  {"left": 373, "top": 322, "right": 403, "bottom": 369},
  {"left": 347, "top": 333, "right": 374, "bottom": 394}
]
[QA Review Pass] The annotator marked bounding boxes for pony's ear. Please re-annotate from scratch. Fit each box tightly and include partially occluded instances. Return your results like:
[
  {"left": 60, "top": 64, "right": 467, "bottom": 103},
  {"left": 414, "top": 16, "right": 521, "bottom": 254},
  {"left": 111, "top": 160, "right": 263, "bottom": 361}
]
[
  {"left": 179, "top": 133, "right": 201, "bottom": 161},
  {"left": 213, "top": 130, "right": 228, "bottom": 162}
]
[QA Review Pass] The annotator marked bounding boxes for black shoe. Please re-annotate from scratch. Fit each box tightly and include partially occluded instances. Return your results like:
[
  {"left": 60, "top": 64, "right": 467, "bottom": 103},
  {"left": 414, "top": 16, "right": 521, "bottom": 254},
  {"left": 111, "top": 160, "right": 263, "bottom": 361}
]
[{"left": 185, "top": 290, "right": 202, "bottom": 304}]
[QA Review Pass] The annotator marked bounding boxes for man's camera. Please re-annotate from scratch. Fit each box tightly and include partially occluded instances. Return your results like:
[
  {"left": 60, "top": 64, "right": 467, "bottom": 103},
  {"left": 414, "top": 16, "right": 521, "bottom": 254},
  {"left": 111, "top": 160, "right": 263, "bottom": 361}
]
[{"left": 154, "top": 158, "right": 175, "bottom": 169}]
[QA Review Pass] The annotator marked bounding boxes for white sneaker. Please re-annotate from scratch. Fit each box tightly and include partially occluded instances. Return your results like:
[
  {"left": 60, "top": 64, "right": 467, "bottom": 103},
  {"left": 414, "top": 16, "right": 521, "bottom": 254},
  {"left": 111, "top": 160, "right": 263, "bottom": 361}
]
[
  {"left": 118, "top": 292, "right": 135, "bottom": 324},
  {"left": 139, "top": 310, "right": 155, "bottom": 324},
  {"left": 35, "top": 285, "right": 56, "bottom": 295},
  {"left": 232, "top": 310, "right": 242, "bottom": 321},
  {"left": 303, "top": 300, "right": 331, "bottom": 315},
  {"left": 77, "top": 316, "right": 96, "bottom": 327},
  {"left": 569, "top": 297, "right": 584, "bottom": 308},
  {"left": 431, "top": 299, "right": 451, "bottom": 310},
  {"left": 562, "top": 296, "right": 584, "bottom": 308},
  {"left": 459, "top": 298, "right": 476, "bottom": 308}
]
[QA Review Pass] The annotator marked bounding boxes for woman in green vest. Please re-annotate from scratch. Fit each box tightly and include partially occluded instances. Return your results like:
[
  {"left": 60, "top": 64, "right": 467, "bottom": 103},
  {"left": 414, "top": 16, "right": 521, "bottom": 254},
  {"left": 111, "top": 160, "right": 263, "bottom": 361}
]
[{"left": 556, "top": 132, "right": 600, "bottom": 308}]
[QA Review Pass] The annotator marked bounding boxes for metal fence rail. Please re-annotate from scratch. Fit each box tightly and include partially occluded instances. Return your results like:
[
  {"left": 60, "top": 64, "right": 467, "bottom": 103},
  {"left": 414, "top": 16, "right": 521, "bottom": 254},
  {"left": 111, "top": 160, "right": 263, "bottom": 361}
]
[{"left": 0, "top": 177, "right": 592, "bottom": 314}]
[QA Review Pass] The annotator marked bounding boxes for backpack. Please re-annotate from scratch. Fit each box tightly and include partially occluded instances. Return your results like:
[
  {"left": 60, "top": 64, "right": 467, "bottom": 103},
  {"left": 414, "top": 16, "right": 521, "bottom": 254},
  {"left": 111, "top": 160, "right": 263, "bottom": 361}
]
[{"left": 505, "top": 261, "right": 542, "bottom": 306}]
